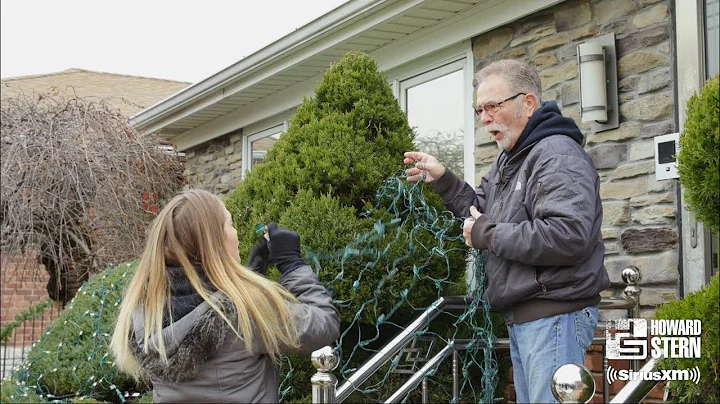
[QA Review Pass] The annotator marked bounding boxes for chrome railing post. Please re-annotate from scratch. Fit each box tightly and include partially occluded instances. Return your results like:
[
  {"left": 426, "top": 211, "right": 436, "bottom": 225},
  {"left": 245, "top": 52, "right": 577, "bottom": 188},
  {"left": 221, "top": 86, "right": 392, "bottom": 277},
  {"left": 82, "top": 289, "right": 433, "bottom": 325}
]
[
  {"left": 602, "top": 343, "right": 609, "bottom": 404},
  {"left": 452, "top": 349, "right": 459, "bottom": 403},
  {"left": 551, "top": 364, "right": 596, "bottom": 403},
  {"left": 311, "top": 346, "right": 340, "bottom": 404},
  {"left": 621, "top": 266, "right": 642, "bottom": 372}
]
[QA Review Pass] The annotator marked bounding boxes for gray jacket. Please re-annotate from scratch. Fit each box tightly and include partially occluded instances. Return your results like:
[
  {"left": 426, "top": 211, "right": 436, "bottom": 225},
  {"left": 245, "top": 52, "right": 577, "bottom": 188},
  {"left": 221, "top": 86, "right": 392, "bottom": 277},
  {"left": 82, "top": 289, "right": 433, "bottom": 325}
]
[
  {"left": 130, "top": 266, "right": 340, "bottom": 403},
  {"left": 432, "top": 133, "right": 609, "bottom": 324}
]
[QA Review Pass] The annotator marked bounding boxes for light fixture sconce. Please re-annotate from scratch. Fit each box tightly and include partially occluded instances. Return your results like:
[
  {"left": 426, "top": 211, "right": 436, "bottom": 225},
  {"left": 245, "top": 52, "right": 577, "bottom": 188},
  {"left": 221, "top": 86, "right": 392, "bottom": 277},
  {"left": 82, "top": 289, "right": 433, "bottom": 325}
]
[{"left": 577, "top": 33, "right": 619, "bottom": 132}]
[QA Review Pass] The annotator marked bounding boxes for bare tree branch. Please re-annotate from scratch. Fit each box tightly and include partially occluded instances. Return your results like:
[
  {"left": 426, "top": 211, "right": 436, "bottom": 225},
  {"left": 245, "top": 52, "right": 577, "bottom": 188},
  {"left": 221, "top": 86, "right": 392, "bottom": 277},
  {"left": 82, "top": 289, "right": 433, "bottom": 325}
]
[{"left": 1, "top": 92, "right": 185, "bottom": 304}]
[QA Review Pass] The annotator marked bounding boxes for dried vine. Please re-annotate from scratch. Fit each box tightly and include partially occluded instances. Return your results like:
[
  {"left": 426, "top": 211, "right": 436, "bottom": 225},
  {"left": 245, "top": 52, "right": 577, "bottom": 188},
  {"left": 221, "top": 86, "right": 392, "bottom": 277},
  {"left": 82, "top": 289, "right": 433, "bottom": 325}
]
[{"left": 1, "top": 92, "right": 185, "bottom": 304}]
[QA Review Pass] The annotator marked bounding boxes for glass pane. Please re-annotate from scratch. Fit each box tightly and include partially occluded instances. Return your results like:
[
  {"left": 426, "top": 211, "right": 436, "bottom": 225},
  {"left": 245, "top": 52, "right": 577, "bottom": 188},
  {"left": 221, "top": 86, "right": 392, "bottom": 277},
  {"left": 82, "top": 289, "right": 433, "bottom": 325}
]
[
  {"left": 705, "top": 0, "right": 719, "bottom": 280},
  {"left": 405, "top": 69, "right": 465, "bottom": 175},
  {"left": 250, "top": 132, "right": 281, "bottom": 168},
  {"left": 710, "top": 230, "right": 718, "bottom": 278},
  {"left": 706, "top": 0, "right": 720, "bottom": 77}
]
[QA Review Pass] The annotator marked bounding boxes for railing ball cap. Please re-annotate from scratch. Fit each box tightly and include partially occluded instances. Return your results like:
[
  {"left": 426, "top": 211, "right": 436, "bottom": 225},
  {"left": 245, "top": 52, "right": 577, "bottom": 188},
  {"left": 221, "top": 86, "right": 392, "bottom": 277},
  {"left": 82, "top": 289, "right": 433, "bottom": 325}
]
[
  {"left": 621, "top": 266, "right": 641, "bottom": 285},
  {"left": 551, "top": 363, "right": 595, "bottom": 403},
  {"left": 311, "top": 346, "right": 340, "bottom": 372}
]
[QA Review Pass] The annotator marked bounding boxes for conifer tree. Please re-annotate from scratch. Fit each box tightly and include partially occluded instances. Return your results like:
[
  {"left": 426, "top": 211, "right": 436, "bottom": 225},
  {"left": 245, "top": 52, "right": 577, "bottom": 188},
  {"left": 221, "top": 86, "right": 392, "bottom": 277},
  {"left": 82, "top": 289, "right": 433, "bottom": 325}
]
[{"left": 225, "top": 51, "right": 469, "bottom": 401}]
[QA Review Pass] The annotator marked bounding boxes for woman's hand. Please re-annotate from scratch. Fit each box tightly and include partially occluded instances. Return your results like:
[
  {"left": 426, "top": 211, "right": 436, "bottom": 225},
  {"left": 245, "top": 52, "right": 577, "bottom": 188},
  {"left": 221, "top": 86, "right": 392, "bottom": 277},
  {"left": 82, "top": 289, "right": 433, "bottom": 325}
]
[
  {"left": 267, "top": 223, "right": 307, "bottom": 275},
  {"left": 246, "top": 237, "right": 270, "bottom": 275}
]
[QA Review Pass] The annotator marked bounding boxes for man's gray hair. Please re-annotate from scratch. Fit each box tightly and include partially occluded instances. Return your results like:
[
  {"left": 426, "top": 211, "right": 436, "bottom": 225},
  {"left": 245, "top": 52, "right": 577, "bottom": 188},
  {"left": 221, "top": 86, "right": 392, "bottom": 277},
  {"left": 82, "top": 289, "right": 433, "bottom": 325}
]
[{"left": 475, "top": 59, "right": 543, "bottom": 103}]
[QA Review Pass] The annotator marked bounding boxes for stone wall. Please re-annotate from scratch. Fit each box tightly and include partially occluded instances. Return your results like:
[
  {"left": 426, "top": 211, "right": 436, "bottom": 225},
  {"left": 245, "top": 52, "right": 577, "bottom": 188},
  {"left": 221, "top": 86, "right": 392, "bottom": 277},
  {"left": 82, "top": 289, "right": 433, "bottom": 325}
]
[
  {"left": 472, "top": 1, "right": 674, "bottom": 400},
  {"left": 182, "top": 129, "right": 245, "bottom": 196},
  {"left": 473, "top": 0, "right": 676, "bottom": 310}
]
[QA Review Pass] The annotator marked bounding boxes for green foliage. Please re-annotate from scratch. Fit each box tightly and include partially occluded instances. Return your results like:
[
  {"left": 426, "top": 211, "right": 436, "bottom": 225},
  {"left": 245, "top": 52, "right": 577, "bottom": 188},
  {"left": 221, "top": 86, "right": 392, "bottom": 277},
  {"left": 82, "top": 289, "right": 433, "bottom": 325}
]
[
  {"left": 226, "top": 51, "right": 416, "bottom": 253},
  {"left": 2, "top": 50, "right": 507, "bottom": 404},
  {"left": 1, "top": 378, "right": 44, "bottom": 403},
  {"left": 1, "top": 299, "right": 54, "bottom": 344},
  {"left": 677, "top": 74, "right": 720, "bottom": 233},
  {"left": 225, "top": 51, "right": 482, "bottom": 401},
  {"left": 654, "top": 274, "right": 719, "bottom": 403},
  {"left": 8, "top": 262, "right": 148, "bottom": 403}
]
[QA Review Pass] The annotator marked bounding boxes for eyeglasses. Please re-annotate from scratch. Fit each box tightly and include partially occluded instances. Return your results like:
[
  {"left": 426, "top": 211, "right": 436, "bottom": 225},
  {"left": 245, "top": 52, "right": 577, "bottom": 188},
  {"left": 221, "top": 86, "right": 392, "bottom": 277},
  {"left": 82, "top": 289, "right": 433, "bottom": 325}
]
[{"left": 474, "top": 92, "right": 526, "bottom": 116}]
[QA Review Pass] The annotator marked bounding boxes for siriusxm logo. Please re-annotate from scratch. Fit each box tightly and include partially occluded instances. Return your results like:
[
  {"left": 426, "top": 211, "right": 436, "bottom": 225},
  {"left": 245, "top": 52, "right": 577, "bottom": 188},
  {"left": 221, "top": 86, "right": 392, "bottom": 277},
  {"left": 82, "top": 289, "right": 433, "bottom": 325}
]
[{"left": 606, "top": 365, "right": 701, "bottom": 384}]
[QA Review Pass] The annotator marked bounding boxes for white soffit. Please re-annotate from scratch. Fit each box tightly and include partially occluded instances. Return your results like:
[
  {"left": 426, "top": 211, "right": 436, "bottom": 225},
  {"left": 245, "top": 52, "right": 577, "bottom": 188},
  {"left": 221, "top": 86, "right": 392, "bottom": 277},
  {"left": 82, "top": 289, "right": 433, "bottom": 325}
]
[{"left": 134, "top": 0, "right": 563, "bottom": 151}]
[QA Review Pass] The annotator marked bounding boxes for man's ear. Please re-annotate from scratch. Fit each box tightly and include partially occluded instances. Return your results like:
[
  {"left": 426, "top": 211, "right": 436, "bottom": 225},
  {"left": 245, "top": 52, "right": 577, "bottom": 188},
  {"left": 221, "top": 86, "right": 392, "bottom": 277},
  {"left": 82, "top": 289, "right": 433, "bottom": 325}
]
[{"left": 524, "top": 93, "right": 540, "bottom": 118}]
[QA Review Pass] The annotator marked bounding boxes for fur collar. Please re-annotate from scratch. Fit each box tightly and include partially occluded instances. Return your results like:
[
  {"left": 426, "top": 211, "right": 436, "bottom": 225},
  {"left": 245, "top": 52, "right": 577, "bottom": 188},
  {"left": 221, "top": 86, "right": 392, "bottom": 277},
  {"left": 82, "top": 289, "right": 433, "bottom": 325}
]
[{"left": 130, "top": 295, "right": 236, "bottom": 383}]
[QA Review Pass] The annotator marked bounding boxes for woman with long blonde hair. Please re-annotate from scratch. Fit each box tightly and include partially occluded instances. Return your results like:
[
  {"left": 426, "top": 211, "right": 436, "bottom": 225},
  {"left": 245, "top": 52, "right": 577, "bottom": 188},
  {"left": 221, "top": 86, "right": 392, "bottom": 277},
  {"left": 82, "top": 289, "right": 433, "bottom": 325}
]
[{"left": 111, "top": 189, "right": 339, "bottom": 403}]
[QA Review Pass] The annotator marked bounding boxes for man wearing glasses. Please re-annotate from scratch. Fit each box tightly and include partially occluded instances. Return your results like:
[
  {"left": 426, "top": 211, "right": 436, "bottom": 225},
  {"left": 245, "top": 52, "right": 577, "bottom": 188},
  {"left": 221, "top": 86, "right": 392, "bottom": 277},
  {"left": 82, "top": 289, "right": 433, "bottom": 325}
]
[{"left": 404, "top": 59, "right": 609, "bottom": 403}]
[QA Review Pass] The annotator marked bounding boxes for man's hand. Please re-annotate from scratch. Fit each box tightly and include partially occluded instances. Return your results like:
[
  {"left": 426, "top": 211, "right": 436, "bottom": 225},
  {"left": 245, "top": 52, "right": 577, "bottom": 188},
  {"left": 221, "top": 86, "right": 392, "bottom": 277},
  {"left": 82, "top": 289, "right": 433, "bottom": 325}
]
[
  {"left": 463, "top": 206, "right": 482, "bottom": 248},
  {"left": 403, "top": 151, "right": 446, "bottom": 183}
]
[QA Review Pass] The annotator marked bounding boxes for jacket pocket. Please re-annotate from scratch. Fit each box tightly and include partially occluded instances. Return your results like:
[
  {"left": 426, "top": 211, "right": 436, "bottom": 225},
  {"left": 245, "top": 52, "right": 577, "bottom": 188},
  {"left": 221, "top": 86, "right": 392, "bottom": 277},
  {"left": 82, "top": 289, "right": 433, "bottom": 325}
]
[{"left": 535, "top": 266, "right": 584, "bottom": 293}]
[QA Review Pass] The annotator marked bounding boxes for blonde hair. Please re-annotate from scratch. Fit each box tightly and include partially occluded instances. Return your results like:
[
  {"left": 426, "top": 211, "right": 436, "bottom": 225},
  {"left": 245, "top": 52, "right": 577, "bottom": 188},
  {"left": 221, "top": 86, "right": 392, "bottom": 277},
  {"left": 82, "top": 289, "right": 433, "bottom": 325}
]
[{"left": 111, "top": 189, "right": 299, "bottom": 379}]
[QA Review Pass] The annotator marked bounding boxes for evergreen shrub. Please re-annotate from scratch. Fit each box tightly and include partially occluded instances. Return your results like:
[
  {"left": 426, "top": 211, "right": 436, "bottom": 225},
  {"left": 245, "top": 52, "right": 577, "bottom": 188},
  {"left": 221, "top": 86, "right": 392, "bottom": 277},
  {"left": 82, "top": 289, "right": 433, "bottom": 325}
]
[
  {"left": 1, "top": 378, "right": 44, "bottom": 403},
  {"left": 7, "top": 262, "right": 148, "bottom": 402},
  {"left": 225, "top": 51, "right": 502, "bottom": 402},
  {"left": 225, "top": 51, "right": 468, "bottom": 323},
  {"left": 654, "top": 274, "right": 719, "bottom": 403},
  {"left": 5, "top": 51, "right": 509, "bottom": 403},
  {"left": 677, "top": 74, "right": 719, "bottom": 233}
]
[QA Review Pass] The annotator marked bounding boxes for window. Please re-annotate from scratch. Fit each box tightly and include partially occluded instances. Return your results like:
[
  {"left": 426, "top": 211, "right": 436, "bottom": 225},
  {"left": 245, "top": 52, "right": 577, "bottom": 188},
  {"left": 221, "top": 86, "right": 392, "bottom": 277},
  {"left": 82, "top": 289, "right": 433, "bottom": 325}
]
[
  {"left": 399, "top": 59, "right": 471, "bottom": 180},
  {"left": 242, "top": 124, "right": 285, "bottom": 176},
  {"left": 704, "top": 0, "right": 719, "bottom": 279},
  {"left": 705, "top": 0, "right": 719, "bottom": 77},
  {"left": 396, "top": 55, "right": 476, "bottom": 289}
]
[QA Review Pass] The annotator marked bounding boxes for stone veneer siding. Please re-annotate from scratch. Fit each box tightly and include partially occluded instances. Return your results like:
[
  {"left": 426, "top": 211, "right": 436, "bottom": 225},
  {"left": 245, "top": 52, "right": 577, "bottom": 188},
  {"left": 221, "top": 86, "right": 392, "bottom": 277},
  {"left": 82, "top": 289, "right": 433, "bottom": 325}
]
[
  {"left": 182, "top": 129, "right": 245, "bottom": 196},
  {"left": 473, "top": 1, "right": 674, "bottom": 401}
]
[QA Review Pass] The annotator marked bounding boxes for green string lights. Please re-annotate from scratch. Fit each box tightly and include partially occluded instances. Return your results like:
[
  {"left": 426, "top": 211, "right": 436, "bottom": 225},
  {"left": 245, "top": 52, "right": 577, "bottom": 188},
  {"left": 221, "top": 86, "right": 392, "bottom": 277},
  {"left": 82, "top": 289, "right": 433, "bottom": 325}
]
[{"left": 4, "top": 173, "right": 501, "bottom": 403}]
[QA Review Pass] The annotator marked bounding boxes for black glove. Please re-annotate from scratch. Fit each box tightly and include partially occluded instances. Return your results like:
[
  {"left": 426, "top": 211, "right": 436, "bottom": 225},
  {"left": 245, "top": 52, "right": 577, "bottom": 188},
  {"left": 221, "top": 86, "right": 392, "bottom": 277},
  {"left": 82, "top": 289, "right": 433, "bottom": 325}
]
[
  {"left": 246, "top": 236, "right": 270, "bottom": 275},
  {"left": 267, "top": 222, "right": 307, "bottom": 275}
]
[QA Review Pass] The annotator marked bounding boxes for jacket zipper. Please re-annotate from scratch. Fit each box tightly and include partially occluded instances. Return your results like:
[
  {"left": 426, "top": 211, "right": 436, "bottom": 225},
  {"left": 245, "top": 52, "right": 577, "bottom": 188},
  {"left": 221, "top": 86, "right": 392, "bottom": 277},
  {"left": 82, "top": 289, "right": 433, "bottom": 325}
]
[
  {"left": 494, "top": 150, "right": 526, "bottom": 220},
  {"left": 535, "top": 270, "right": 547, "bottom": 293}
]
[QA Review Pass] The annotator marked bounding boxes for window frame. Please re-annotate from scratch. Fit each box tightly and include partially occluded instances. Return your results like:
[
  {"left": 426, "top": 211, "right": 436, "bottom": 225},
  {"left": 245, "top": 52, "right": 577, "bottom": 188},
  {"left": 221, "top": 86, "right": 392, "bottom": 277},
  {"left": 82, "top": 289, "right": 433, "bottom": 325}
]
[
  {"left": 390, "top": 43, "right": 475, "bottom": 182},
  {"left": 241, "top": 122, "right": 286, "bottom": 178},
  {"left": 703, "top": 0, "right": 719, "bottom": 280}
]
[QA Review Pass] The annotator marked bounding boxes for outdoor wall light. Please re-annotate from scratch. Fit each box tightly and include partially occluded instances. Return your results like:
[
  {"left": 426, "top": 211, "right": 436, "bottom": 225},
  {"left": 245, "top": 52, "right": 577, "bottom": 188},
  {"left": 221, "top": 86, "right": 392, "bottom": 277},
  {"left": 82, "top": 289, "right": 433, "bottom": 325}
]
[{"left": 576, "top": 32, "right": 619, "bottom": 132}]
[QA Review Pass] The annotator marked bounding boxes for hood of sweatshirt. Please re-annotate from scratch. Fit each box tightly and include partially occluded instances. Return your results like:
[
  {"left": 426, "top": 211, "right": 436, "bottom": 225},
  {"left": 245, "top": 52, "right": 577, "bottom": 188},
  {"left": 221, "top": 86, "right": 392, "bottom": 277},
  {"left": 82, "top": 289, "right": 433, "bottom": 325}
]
[{"left": 505, "top": 101, "right": 583, "bottom": 159}]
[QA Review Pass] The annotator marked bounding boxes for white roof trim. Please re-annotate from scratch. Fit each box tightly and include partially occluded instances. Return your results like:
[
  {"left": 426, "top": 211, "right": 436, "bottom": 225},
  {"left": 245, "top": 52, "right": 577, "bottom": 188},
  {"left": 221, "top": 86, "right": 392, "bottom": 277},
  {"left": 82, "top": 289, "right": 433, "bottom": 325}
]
[
  {"left": 135, "top": 0, "right": 565, "bottom": 151},
  {"left": 130, "top": 0, "right": 405, "bottom": 132}
]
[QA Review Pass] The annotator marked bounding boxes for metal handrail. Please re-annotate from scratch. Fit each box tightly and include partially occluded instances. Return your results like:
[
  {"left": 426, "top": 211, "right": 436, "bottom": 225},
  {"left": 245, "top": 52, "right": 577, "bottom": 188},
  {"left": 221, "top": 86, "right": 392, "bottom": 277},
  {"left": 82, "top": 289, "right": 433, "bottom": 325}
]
[
  {"left": 383, "top": 335, "right": 642, "bottom": 404},
  {"left": 334, "top": 296, "right": 473, "bottom": 402},
  {"left": 599, "top": 296, "right": 636, "bottom": 310},
  {"left": 384, "top": 342, "right": 456, "bottom": 403},
  {"left": 334, "top": 294, "right": 639, "bottom": 403},
  {"left": 385, "top": 338, "right": 510, "bottom": 403},
  {"left": 314, "top": 266, "right": 644, "bottom": 404}
]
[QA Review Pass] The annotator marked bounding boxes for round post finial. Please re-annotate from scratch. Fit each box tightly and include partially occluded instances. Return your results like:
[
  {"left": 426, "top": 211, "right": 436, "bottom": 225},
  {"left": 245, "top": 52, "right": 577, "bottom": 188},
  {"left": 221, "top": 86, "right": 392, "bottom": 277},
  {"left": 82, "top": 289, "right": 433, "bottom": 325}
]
[
  {"left": 551, "top": 363, "right": 596, "bottom": 403},
  {"left": 621, "top": 266, "right": 641, "bottom": 285},
  {"left": 622, "top": 266, "right": 642, "bottom": 303},
  {"left": 311, "top": 345, "right": 340, "bottom": 372}
]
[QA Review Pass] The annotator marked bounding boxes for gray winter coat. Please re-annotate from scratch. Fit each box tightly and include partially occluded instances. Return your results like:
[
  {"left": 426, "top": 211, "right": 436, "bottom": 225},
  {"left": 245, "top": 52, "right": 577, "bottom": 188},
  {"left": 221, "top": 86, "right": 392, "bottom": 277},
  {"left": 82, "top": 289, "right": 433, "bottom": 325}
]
[
  {"left": 130, "top": 266, "right": 340, "bottom": 403},
  {"left": 432, "top": 130, "right": 610, "bottom": 324}
]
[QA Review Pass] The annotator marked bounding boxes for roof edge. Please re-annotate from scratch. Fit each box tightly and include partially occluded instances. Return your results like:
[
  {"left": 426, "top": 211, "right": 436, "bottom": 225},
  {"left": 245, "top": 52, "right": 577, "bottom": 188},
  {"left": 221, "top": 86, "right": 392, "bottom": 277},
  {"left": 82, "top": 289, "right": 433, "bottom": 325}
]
[
  {"left": 1, "top": 68, "right": 189, "bottom": 84},
  {"left": 129, "top": 0, "right": 392, "bottom": 130}
]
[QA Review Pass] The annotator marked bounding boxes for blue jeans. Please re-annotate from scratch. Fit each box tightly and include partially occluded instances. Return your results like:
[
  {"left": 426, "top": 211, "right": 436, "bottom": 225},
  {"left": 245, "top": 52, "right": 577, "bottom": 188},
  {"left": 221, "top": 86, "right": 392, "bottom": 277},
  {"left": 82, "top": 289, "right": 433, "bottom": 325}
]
[{"left": 507, "top": 305, "right": 599, "bottom": 403}]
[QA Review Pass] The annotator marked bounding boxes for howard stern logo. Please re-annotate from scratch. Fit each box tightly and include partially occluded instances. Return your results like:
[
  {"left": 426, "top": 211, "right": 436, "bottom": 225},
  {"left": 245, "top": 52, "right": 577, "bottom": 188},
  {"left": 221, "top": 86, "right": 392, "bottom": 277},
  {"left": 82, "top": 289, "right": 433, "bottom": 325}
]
[{"left": 605, "top": 318, "right": 702, "bottom": 360}]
